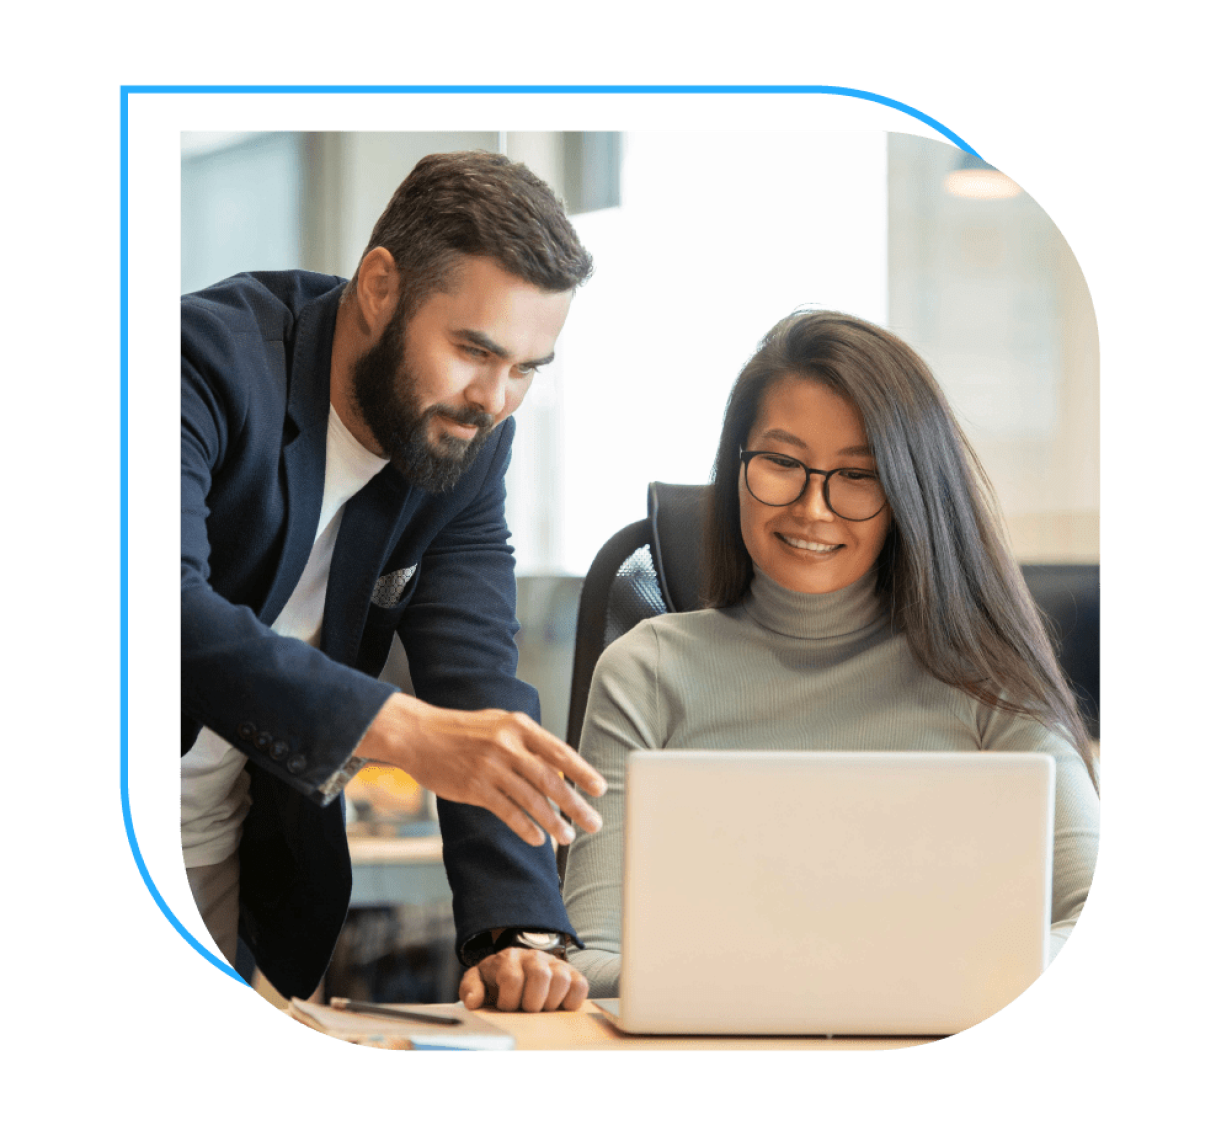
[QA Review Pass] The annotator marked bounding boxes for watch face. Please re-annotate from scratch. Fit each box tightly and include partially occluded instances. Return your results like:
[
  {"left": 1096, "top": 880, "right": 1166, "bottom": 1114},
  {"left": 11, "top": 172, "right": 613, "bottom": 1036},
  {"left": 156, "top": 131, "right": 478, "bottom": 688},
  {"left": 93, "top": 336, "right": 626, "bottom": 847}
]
[{"left": 517, "top": 931, "right": 558, "bottom": 949}]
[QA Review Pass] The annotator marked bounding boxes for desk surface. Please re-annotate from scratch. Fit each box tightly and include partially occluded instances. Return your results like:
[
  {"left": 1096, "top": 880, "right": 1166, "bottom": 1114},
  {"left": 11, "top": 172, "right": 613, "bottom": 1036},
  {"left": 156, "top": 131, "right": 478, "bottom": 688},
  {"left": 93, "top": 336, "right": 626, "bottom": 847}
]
[
  {"left": 471, "top": 1007, "right": 938, "bottom": 1060},
  {"left": 286, "top": 1002, "right": 948, "bottom": 1055}
]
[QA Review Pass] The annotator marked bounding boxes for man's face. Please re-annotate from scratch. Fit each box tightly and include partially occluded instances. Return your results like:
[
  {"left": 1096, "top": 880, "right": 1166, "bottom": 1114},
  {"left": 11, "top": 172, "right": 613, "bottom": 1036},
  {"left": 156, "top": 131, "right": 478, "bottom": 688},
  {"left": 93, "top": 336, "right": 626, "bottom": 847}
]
[{"left": 353, "top": 255, "right": 574, "bottom": 492}]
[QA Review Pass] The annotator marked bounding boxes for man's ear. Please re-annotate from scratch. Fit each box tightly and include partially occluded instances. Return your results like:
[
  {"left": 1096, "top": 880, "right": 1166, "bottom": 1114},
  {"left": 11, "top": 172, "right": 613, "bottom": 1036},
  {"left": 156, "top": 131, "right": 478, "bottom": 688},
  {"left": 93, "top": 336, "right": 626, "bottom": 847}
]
[{"left": 355, "top": 247, "right": 399, "bottom": 334}]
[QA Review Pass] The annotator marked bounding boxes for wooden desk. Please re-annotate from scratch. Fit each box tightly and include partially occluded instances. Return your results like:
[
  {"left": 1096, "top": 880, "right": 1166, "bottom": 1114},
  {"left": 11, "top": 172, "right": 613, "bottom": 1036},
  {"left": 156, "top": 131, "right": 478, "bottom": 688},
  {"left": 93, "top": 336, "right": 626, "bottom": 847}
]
[
  {"left": 471, "top": 1003, "right": 936, "bottom": 1050},
  {"left": 469, "top": 1007, "right": 943, "bottom": 1055}
]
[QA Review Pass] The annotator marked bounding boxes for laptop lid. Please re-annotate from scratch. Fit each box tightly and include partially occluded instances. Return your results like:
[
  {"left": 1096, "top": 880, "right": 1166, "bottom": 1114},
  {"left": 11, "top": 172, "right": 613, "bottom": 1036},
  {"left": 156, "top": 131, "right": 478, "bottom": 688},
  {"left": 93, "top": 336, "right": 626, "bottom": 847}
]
[{"left": 613, "top": 750, "right": 1054, "bottom": 1037}]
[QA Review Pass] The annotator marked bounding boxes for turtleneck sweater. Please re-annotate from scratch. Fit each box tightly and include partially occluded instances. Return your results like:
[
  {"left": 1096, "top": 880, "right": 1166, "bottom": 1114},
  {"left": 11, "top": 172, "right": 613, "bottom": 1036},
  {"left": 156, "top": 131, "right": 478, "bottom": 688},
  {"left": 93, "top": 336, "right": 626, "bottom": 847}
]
[{"left": 562, "top": 568, "right": 1099, "bottom": 998}]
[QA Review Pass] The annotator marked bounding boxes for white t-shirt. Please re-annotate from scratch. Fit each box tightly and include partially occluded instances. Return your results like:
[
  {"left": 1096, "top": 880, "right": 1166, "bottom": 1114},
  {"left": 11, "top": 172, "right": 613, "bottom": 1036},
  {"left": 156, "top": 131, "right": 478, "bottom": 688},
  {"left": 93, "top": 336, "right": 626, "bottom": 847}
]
[{"left": 181, "top": 406, "right": 389, "bottom": 868}]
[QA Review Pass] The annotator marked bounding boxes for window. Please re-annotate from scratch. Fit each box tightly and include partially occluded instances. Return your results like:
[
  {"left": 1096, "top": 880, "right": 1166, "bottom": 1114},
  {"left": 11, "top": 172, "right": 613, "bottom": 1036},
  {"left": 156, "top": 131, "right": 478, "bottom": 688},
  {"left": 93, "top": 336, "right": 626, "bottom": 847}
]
[
  {"left": 181, "top": 132, "right": 304, "bottom": 294},
  {"left": 506, "top": 131, "right": 889, "bottom": 574}
]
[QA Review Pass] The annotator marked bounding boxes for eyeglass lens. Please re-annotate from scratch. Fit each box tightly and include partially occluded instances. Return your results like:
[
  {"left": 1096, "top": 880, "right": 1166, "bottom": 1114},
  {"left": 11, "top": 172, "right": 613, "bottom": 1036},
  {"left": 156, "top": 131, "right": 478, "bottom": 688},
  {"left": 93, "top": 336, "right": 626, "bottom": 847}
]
[{"left": 745, "top": 453, "right": 885, "bottom": 521}]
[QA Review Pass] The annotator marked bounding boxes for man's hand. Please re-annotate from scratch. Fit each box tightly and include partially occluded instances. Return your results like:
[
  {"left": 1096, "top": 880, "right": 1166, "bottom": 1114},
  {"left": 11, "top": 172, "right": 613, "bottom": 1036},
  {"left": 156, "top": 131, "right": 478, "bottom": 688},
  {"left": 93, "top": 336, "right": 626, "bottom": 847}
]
[
  {"left": 355, "top": 693, "right": 605, "bottom": 847},
  {"left": 459, "top": 949, "right": 590, "bottom": 1012}
]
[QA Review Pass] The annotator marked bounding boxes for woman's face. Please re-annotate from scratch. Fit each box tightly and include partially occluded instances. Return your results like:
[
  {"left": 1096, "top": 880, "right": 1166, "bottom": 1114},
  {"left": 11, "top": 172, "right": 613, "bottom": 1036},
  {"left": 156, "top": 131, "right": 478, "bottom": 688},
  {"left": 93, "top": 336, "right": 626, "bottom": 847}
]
[{"left": 739, "top": 375, "right": 891, "bottom": 595}]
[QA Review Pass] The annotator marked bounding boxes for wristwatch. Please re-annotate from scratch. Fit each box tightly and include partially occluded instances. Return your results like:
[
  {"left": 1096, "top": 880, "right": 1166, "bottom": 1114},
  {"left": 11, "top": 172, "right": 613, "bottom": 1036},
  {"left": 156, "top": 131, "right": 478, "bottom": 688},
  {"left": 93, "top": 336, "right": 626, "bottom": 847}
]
[
  {"left": 494, "top": 928, "right": 569, "bottom": 959},
  {"left": 462, "top": 927, "right": 569, "bottom": 965}
]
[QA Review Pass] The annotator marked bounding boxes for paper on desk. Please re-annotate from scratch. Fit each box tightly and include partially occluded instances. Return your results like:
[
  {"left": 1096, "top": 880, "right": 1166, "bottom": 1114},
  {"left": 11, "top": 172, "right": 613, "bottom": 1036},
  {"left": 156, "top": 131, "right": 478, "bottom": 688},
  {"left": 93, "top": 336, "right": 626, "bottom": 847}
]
[{"left": 287, "top": 999, "right": 515, "bottom": 1050}]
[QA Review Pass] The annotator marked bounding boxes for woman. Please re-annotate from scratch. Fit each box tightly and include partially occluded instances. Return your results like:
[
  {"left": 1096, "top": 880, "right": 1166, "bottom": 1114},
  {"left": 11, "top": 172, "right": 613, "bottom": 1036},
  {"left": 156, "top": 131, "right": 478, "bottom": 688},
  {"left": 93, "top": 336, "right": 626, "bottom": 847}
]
[{"left": 562, "top": 309, "right": 1099, "bottom": 998}]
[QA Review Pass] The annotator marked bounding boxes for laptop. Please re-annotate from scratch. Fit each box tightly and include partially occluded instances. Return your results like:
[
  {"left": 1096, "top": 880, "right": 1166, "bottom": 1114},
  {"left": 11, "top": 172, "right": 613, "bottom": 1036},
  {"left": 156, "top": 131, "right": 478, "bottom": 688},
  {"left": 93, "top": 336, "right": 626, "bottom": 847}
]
[{"left": 596, "top": 750, "right": 1055, "bottom": 1037}]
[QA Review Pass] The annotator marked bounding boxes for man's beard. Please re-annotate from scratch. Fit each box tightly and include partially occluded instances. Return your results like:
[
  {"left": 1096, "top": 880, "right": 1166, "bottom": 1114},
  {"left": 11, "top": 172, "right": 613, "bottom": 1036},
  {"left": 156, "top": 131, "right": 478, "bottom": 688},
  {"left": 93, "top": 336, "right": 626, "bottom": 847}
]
[{"left": 351, "top": 307, "right": 495, "bottom": 494}]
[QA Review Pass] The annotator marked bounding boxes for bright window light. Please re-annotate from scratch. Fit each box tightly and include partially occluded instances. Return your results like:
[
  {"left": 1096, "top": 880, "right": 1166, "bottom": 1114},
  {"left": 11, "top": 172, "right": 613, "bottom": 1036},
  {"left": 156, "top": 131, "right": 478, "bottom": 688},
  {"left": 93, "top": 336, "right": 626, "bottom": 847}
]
[{"left": 507, "top": 131, "right": 888, "bottom": 576}]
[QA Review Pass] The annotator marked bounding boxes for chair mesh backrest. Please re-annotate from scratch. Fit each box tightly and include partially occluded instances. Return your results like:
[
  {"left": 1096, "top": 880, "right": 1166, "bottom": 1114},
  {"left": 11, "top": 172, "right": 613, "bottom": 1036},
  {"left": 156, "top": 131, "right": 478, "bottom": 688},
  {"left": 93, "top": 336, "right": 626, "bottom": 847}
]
[
  {"left": 560, "top": 527, "right": 671, "bottom": 883},
  {"left": 604, "top": 546, "right": 665, "bottom": 646}
]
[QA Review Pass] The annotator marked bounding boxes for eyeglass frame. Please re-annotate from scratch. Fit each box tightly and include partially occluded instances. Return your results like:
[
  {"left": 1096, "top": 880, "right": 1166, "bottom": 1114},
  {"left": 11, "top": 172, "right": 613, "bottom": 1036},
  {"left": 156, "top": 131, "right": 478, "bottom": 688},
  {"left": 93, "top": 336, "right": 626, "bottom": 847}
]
[{"left": 739, "top": 447, "right": 888, "bottom": 522}]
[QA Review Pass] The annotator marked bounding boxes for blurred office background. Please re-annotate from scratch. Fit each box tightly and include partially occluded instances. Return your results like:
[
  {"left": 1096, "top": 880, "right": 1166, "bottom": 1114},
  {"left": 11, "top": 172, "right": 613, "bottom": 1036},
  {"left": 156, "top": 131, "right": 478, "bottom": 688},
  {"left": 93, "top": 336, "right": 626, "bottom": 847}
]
[{"left": 182, "top": 130, "right": 1098, "bottom": 1002}]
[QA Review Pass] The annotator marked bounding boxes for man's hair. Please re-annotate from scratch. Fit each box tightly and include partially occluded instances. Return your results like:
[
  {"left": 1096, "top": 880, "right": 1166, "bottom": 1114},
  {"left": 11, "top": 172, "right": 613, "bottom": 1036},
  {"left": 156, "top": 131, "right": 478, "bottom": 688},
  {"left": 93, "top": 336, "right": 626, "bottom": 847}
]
[
  {"left": 703, "top": 309, "right": 1097, "bottom": 788},
  {"left": 348, "top": 150, "right": 593, "bottom": 315}
]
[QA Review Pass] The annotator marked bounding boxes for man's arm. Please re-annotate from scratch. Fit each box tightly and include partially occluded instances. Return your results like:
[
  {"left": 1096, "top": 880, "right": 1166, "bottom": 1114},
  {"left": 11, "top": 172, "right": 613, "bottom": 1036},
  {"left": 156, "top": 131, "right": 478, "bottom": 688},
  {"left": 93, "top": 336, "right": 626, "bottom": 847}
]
[
  {"left": 393, "top": 424, "right": 591, "bottom": 902},
  {"left": 356, "top": 696, "right": 602, "bottom": 844}
]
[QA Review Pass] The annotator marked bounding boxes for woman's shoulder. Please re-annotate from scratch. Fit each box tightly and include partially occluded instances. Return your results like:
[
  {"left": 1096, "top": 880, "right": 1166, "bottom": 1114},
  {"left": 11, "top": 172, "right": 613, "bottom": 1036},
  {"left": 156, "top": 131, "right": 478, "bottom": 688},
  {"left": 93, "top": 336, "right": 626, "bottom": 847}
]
[
  {"left": 604, "top": 607, "right": 736, "bottom": 647},
  {"left": 595, "top": 607, "right": 740, "bottom": 669}
]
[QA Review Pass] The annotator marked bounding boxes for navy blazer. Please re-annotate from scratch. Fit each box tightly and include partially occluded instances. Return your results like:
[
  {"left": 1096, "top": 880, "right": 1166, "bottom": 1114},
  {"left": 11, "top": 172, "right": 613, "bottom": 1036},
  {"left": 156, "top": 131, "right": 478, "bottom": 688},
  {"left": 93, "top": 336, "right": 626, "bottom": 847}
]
[{"left": 181, "top": 271, "right": 576, "bottom": 997}]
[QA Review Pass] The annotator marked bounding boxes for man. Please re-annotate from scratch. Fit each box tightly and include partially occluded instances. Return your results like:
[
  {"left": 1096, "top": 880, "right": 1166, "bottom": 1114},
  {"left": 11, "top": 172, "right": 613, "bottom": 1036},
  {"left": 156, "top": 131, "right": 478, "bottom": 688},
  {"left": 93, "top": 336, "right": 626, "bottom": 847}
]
[{"left": 181, "top": 150, "right": 604, "bottom": 1013}]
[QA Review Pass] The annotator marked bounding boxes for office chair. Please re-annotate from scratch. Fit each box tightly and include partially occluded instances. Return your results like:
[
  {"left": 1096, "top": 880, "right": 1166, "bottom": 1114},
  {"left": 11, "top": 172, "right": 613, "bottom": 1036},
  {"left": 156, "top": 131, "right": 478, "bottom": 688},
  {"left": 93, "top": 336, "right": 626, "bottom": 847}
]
[
  {"left": 557, "top": 484, "right": 1100, "bottom": 880},
  {"left": 565, "top": 482, "right": 709, "bottom": 750},
  {"left": 556, "top": 483, "right": 706, "bottom": 886}
]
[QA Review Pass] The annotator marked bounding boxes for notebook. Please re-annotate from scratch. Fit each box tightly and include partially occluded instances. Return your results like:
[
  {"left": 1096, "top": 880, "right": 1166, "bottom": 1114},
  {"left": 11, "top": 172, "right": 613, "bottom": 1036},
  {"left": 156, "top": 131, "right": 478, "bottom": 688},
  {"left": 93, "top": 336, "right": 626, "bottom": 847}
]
[
  {"left": 596, "top": 750, "right": 1055, "bottom": 1037},
  {"left": 287, "top": 999, "right": 516, "bottom": 1049}
]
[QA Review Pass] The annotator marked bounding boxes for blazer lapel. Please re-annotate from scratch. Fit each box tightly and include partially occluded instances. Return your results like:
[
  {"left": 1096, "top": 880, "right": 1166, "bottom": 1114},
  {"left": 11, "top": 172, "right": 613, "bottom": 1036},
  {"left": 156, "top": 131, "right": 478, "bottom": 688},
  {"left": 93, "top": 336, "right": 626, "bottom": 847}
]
[
  {"left": 258, "top": 286, "right": 341, "bottom": 625},
  {"left": 322, "top": 465, "right": 417, "bottom": 666}
]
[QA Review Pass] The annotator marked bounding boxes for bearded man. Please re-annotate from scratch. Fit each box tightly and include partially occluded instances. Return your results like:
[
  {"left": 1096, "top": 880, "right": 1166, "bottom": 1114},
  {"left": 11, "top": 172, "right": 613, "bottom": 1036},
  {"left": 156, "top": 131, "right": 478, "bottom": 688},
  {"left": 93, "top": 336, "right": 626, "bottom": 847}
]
[{"left": 180, "top": 151, "right": 604, "bottom": 1010}]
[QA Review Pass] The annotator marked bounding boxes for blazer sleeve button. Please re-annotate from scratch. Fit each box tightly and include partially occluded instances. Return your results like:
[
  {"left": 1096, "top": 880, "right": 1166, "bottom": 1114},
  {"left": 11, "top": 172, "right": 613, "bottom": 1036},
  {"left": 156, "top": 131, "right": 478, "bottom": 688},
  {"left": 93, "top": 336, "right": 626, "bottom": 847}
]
[
  {"left": 237, "top": 722, "right": 256, "bottom": 740},
  {"left": 254, "top": 732, "right": 272, "bottom": 752},
  {"left": 270, "top": 740, "right": 289, "bottom": 760},
  {"left": 286, "top": 755, "right": 307, "bottom": 774}
]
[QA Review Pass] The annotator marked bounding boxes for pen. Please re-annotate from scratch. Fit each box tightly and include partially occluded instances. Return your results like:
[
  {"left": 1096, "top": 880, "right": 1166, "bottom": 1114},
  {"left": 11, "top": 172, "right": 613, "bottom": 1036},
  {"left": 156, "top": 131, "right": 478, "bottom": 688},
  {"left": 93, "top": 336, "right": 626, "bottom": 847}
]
[{"left": 329, "top": 998, "right": 464, "bottom": 1027}]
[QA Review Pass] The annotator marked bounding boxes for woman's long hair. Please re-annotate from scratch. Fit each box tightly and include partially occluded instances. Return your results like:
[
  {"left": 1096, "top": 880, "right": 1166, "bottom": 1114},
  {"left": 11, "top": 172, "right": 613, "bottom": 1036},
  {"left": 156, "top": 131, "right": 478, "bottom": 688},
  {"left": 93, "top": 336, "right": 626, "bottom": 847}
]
[{"left": 704, "top": 310, "right": 1097, "bottom": 788}]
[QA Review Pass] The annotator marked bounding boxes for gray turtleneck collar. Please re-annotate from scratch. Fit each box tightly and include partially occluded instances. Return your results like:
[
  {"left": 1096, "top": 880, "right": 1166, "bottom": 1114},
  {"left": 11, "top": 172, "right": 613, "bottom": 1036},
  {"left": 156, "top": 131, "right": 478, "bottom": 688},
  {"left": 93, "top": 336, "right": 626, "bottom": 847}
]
[{"left": 741, "top": 566, "right": 889, "bottom": 642}]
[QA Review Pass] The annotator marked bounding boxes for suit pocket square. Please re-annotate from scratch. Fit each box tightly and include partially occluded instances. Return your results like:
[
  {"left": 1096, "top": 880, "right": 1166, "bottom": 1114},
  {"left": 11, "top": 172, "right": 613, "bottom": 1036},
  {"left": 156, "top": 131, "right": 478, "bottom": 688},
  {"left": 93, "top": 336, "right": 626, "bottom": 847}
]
[{"left": 371, "top": 565, "right": 417, "bottom": 608}]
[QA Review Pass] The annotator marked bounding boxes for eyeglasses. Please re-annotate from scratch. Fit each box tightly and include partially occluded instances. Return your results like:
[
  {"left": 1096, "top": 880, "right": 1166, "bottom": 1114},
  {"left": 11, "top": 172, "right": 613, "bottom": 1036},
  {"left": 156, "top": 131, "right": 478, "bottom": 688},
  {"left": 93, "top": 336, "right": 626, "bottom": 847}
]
[{"left": 740, "top": 448, "right": 887, "bottom": 521}]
